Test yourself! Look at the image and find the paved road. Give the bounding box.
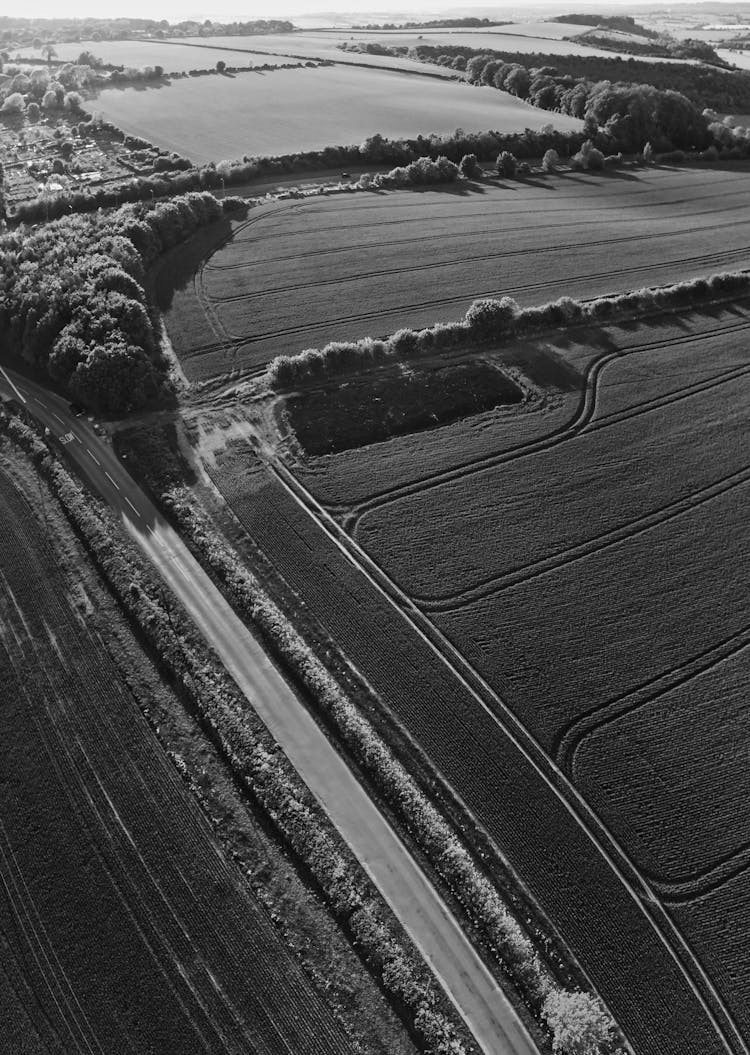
[0,367,538,1055]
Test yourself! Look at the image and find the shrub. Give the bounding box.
[642,141,654,163]
[542,149,559,172]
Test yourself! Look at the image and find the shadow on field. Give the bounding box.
[501,342,586,390]
[151,215,240,311]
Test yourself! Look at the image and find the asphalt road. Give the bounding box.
[0,366,538,1055]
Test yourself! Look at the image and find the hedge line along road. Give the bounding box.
[0,366,537,1055]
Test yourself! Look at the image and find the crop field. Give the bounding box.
[0,465,350,1054]
[91,63,580,167]
[14,40,298,71]
[203,305,750,1054]
[164,163,750,386]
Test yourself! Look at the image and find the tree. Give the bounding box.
[459,153,481,179]
[41,43,57,66]
[64,91,83,112]
[1,93,25,113]
[542,990,615,1055]
[496,150,518,178]
[216,59,226,72]
[542,148,559,172]
[41,90,58,110]
[505,66,530,98]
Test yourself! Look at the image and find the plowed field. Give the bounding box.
[0,466,350,1054]
[165,163,750,386]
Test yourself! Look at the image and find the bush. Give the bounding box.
[542,149,559,172]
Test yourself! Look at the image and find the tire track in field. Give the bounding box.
[347,314,750,531]
[554,620,750,901]
[0,574,104,1055]
[2,606,220,1055]
[206,214,750,305]
[417,364,750,610]
[224,168,749,244]
[212,246,750,352]
[206,192,750,274]
[268,458,750,1055]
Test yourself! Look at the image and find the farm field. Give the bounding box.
[261,299,750,1047]
[163,163,750,386]
[13,40,297,71]
[0,461,352,1054]
[89,63,579,166]
[201,309,745,1055]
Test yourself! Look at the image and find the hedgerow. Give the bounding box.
[268,270,750,388]
[0,409,470,1055]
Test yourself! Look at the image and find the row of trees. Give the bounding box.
[0,191,232,412]
[268,271,750,387]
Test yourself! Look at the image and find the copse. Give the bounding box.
[0,191,225,414]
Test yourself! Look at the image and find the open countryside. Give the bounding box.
[6,5,750,1055]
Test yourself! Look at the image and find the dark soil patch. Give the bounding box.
[287,358,523,455]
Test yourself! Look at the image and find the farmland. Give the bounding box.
[162,163,750,386]
[14,40,301,72]
[0,453,358,1054]
[195,289,750,1055]
[88,64,581,167]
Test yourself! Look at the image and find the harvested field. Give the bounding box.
[165,163,750,386]
[0,463,351,1054]
[90,63,580,167]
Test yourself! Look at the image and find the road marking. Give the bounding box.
[86,448,100,466]
[0,368,27,404]
[52,412,64,424]
[34,397,47,409]
[172,558,191,582]
[124,496,140,517]
[104,471,120,491]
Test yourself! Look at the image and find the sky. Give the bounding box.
[12,0,639,22]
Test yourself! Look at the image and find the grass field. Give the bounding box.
[162,163,750,386]
[89,63,581,166]
[0,456,353,1054]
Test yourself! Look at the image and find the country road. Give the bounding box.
[0,367,539,1055]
